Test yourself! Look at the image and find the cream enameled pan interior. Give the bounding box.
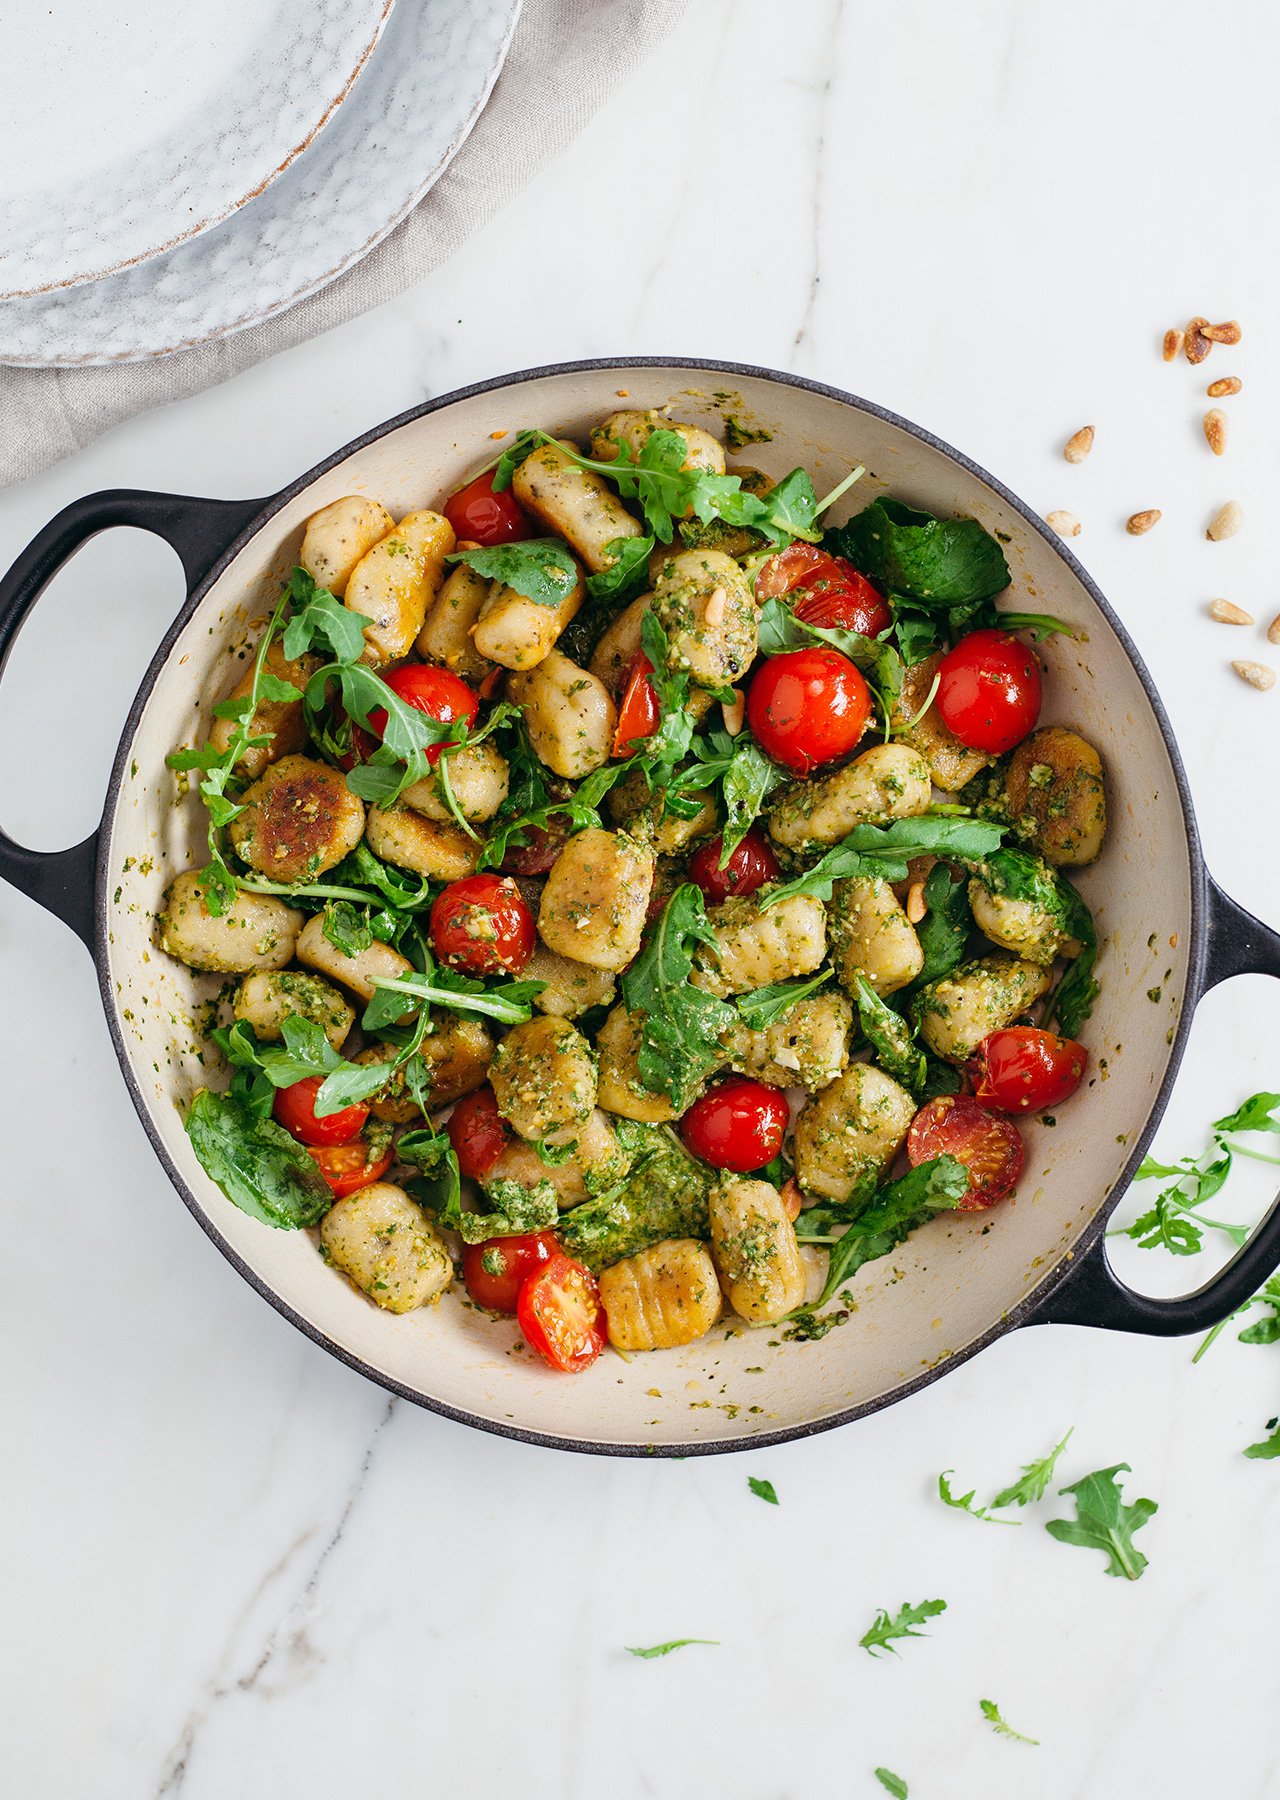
[102,366,1194,1450]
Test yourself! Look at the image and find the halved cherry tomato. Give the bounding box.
[500,817,570,876]
[517,1253,606,1373]
[906,1094,1025,1209]
[687,828,781,904]
[443,471,530,546]
[612,652,661,756]
[307,1138,394,1199]
[272,1076,369,1148]
[755,543,892,638]
[367,664,479,765]
[934,629,1041,755]
[447,1086,511,1181]
[745,646,872,775]
[680,1076,789,1172]
[970,1027,1088,1113]
[430,873,535,976]
[464,1230,562,1314]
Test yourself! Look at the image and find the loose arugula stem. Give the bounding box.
[1224,1140,1280,1167]
[812,464,866,518]
[368,974,536,1025]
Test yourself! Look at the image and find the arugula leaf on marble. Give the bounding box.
[626,1639,719,1659]
[874,1771,909,1799]
[748,1476,779,1506]
[859,1597,947,1657]
[1044,1464,1158,1580]
[980,1699,1039,1745]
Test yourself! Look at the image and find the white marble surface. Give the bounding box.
[3,2,1280,1795]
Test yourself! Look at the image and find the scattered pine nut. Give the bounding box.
[1185,318,1212,364]
[704,586,727,627]
[1063,425,1094,464]
[1162,328,1185,361]
[1204,320,1242,345]
[721,688,746,735]
[906,881,927,925]
[1207,500,1243,540]
[1208,598,1253,625]
[456,538,480,551]
[1207,376,1242,398]
[1126,509,1162,535]
[1231,660,1275,691]
[1203,408,1228,455]
[616,389,630,397]
[1267,613,1280,647]
[1046,510,1081,538]
[488,429,507,440]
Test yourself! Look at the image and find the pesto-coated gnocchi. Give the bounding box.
[537,828,655,971]
[344,509,455,666]
[915,954,1054,1064]
[320,1183,453,1313]
[793,1062,917,1203]
[401,740,509,824]
[1005,726,1107,867]
[227,755,365,884]
[768,743,931,850]
[415,564,494,679]
[472,562,585,671]
[207,640,320,781]
[488,1015,597,1140]
[709,1177,808,1324]
[364,805,482,881]
[651,547,758,690]
[507,651,617,779]
[159,873,303,974]
[524,945,617,1019]
[692,890,827,997]
[232,970,354,1052]
[721,990,852,1091]
[295,913,413,1004]
[827,877,924,997]
[485,1108,629,1208]
[510,440,646,573]
[890,652,992,793]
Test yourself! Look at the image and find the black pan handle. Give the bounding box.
[1034,875,1280,1333]
[0,490,267,949]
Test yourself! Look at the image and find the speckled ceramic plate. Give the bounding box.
[0,0,523,366]
[0,0,396,299]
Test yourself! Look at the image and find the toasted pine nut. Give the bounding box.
[1267,613,1280,647]
[704,586,727,627]
[1046,510,1081,538]
[1208,598,1253,625]
[1185,317,1212,364]
[488,430,507,440]
[1231,660,1275,691]
[456,538,480,551]
[1207,376,1242,398]
[780,1178,803,1223]
[906,880,927,925]
[1203,409,1228,455]
[1126,510,1162,535]
[1063,425,1094,464]
[1204,320,1242,345]
[721,689,746,735]
[1207,501,1243,541]
[1162,328,1185,361]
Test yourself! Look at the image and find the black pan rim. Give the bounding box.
[90,354,1209,1458]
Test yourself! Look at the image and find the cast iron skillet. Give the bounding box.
[2,357,1280,1456]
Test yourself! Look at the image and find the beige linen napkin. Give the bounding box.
[0,0,687,488]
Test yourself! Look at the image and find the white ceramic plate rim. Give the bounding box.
[0,0,397,300]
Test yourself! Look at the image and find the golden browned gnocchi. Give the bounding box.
[597,1239,722,1351]
[364,805,483,881]
[511,440,646,573]
[401,740,509,824]
[472,562,586,672]
[524,945,617,1019]
[721,990,853,1091]
[294,912,414,1003]
[415,564,495,679]
[537,828,655,971]
[344,509,456,666]
[207,640,320,781]
[1005,726,1107,867]
[227,755,365,884]
[300,496,395,598]
[890,652,992,793]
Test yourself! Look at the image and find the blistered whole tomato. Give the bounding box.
[446,1086,512,1180]
[517,1253,607,1372]
[745,646,872,776]
[273,1076,369,1148]
[443,470,530,546]
[680,1076,790,1172]
[970,1027,1088,1113]
[906,1094,1025,1209]
[367,663,479,765]
[687,828,781,904]
[430,874,536,977]
[464,1230,563,1314]
[934,629,1041,755]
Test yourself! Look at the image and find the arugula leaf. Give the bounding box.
[625,1639,719,1659]
[858,1598,947,1657]
[185,1088,331,1229]
[990,1428,1075,1507]
[363,967,545,1031]
[756,594,904,714]
[322,899,374,958]
[619,886,738,1105]
[279,566,368,664]
[214,1016,405,1119]
[1245,1418,1280,1460]
[399,1125,463,1228]
[1237,1276,1280,1345]
[901,862,973,996]
[980,1699,1039,1745]
[735,969,832,1032]
[748,1476,778,1505]
[829,498,1011,605]
[1045,1464,1158,1579]
[874,1771,909,1799]
[1214,1092,1280,1134]
[801,1156,970,1311]
[720,738,786,860]
[937,1471,1018,1525]
[447,539,579,607]
[584,534,654,602]
[762,816,1004,908]
[852,973,926,1094]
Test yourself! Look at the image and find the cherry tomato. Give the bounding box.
[307,1138,394,1199]
[446,1086,511,1181]
[443,470,530,546]
[907,1095,1025,1209]
[934,629,1042,755]
[613,652,661,756]
[272,1076,369,1148]
[464,1230,563,1314]
[680,1076,789,1173]
[687,828,781,904]
[430,873,535,976]
[970,1027,1088,1113]
[756,544,892,638]
[500,817,570,877]
[517,1253,606,1373]
[745,647,872,776]
[367,663,479,765]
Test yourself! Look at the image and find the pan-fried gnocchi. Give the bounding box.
[161,414,1107,1373]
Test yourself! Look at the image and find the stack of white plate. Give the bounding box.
[0,0,522,366]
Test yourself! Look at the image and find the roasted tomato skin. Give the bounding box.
[906,1094,1025,1209]
[464,1230,563,1314]
[273,1077,369,1148]
[367,664,479,765]
[612,653,662,756]
[443,471,530,546]
[970,1027,1088,1113]
[430,874,536,976]
[745,647,872,776]
[934,629,1042,755]
[680,1076,790,1173]
[687,828,781,904]
[755,543,893,638]
[517,1253,607,1373]
[446,1086,512,1180]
